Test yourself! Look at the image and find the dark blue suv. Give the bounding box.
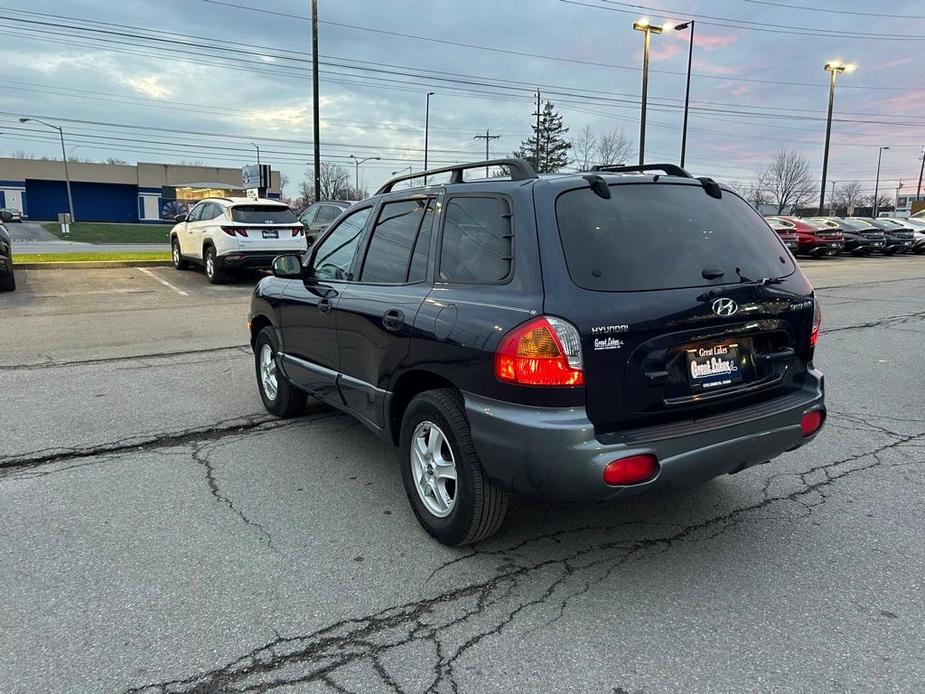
[248,160,826,545]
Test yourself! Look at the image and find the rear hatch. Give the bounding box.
[545,179,815,434]
[226,204,304,248]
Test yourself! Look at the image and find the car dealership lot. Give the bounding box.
[2,258,924,693]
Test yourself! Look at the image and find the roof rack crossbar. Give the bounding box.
[376,158,538,194]
[589,163,693,178]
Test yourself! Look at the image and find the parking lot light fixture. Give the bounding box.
[19,116,76,223]
[349,155,380,195]
[633,18,663,166]
[874,145,889,217]
[672,20,695,168]
[818,61,853,215]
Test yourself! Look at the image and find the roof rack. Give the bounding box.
[376,158,538,195]
[589,163,693,178]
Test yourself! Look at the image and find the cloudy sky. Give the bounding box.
[1,0,923,200]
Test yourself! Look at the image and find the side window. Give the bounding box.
[360,199,430,284]
[316,205,341,224]
[407,200,435,283]
[208,203,226,220]
[187,203,204,222]
[439,196,512,283]
[310,207,372,281]
[300,206,318,225]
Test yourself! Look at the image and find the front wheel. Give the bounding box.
[204,246,224,284]
[171,238,190,270]
[254,326,306,418]
[399,389,508,546]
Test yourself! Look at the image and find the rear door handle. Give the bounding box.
[318,297,333,314]
[382,309,405,332]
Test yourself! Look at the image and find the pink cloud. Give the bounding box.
[692,58,737,76]
[648,42,684,62]
[877,57,914,69]
[695,33,740,51]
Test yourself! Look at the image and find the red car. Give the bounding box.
[766,216,843,257]
[765,218,799,253]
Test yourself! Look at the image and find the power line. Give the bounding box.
[735,0,925,20]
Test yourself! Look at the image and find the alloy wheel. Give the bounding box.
[259,343,278,401]
[411,421,458,518]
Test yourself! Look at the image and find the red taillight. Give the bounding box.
[292,227,303,237]
[603,454,658,486]
[810,299,821,347]
[801,410,824,437]
[221,226,248,237]
[494,316,584,386]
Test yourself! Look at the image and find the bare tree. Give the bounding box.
[11,150,36,159]
[279,172,290,197]
[863,192,892,213]
[319,162,351,200]
[596,129,634,166]
[726,179,769,207]
[833,181,864,212]
[105,157,128,165]
[759,150,816,214]
[571,124,597,171]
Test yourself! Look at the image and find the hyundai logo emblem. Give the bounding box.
[712,297,738,316]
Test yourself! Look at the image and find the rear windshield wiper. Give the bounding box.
[736,267,785,286]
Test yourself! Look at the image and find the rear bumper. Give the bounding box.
[799,239,842,255]
[464,370,825,500]
[218,250,303,269]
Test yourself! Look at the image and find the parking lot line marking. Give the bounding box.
[138,267,189,297]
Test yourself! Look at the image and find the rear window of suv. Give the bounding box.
[230,205,297,224]
[555,183,795,292]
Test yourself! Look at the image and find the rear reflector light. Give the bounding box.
[810,299,822,347]
[603,454,658,486]
[292,227,303,236]
[494,316,584,386]
[221,226,248,237]
[801,410,824,437]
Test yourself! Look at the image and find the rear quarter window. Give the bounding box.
[439,196,512,283]
[555,183,795,292]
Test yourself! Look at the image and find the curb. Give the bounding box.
[14,260,173,269]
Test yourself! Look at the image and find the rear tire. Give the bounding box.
[254,326,306,418]
[0,268,14,292]
[171,238,190,270]
[399,388,508,546]
[204,246,224,284]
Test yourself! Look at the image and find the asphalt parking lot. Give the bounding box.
[1,257,924,693]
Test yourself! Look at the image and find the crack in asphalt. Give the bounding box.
[821,308,925,335]
[123,422,925,694]
[0,344,250,371]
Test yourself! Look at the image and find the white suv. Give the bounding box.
[170,197,306,283]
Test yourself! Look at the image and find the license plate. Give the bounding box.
[262,229,279,239]
[687,343,742,391]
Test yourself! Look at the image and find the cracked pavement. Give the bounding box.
[1,261,924,693]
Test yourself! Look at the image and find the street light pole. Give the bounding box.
[633,19,663,166]
[424,92,434,172]
[250,142,261,166]
[819,61,853,216]
[674,20,694,168]
[874,145,889,217]
[349,155,380,195]
[19,117,75,222]
[916,146,924,203]
[311,0,321,203]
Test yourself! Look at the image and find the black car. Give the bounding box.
[298,200,352,246]
[248,160,826,545]
[0,222,15,291]
[846,217,914,254]
[806,217,884,256]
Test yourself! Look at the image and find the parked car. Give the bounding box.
[846,217,914,254]
[764,218,799,252]
[169,197,306,283]
[0,208,22,223]
[298,200,352,246]
[0,222,15,291]
[805,217,884,256]
[248,160,825,545]
[765,216,843,257]
[900,216,925,253]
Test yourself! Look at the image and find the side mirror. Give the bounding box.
[174,213,187,222]
[272,254,304,279]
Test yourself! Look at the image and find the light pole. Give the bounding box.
[424,92,435,172]
[20,117,75,222]
[830,180,837,216]
[633,18,663,166]
[250,142,261,166]
[818,61,854,215]
[874,145,889,217]
[311,0,321,203]
[916,146,924,203]
[349,155,380,195]
[673,20,694,168]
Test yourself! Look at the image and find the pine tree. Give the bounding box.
[514,100,572,173]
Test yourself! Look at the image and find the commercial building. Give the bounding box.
[0,159,281,222]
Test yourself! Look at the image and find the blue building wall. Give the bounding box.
[25,180,139,222]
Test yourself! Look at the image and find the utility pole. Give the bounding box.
[534,90,541,170]
[819,61,853,215]
[874,146,889,217]
[916,146,924,203]
[830,180,836,216]
[311,0,321,203]
[20,117,74,222]
[473,130,500,177]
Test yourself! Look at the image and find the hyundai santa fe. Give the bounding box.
[247,160,826,545]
